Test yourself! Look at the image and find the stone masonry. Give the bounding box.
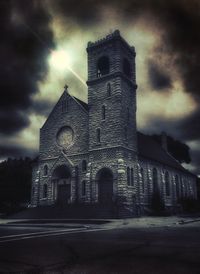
[31,30,197,217]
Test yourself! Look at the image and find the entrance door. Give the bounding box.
[57,184,71,205]
[52,165,72,205]
[98,168,113,204]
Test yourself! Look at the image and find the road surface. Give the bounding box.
[0,218,199,273]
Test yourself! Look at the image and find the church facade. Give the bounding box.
[31,30,197,217]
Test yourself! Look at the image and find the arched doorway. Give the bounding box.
[97,168,113,204]
[52,165,71,205]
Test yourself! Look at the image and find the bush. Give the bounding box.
[179,197,200,213]
[151,191,165,215]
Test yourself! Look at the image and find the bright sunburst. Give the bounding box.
[49,49,70,71]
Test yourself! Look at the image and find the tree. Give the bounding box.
[0,157,33,214]
[152,134,191,164]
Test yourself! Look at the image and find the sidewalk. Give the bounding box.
[0,216,200,228]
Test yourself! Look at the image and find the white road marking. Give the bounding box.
[0,227,113,244]
[0,228,84,239]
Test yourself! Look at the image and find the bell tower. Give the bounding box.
[87,30,137,152]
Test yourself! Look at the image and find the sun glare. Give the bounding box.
[49,49,70,71]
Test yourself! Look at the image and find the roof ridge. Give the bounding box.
[137,131,194,175]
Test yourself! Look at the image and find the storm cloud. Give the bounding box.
[51,0,200,98]
[0,0,54,135]
[0,144,37,159]
[148,61,172,90]
[1,0,200,174]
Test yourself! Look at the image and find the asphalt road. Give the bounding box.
[0,221,199,273]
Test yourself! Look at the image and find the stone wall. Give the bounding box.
[138,156,197,213]
[39,91,89,160]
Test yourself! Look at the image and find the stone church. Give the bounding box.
[31,30,197,217]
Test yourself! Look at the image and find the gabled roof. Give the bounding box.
[71,96,88,111]
[41,90,88,129]
[137,132,194,175]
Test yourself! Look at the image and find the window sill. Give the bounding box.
[127,185,134,188]
[95,143,101,146]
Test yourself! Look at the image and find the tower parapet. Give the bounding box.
[87,30,136,55]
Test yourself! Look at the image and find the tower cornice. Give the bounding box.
[87,71,137,90]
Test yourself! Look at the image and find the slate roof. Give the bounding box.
[137,132,193,175]
[72,96,89,111]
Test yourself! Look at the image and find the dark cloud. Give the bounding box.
[52,0,200,99]
[148,61,172,90]
[190,149,200,175]
[0,144,37,159]
[50,0,102,26]
[141,107,200,143]
[139,114,200,174]
[151,134,191,164]
[30,99,54,116]
[0,109,29,134]
[178,109,200,141]
[0,0,54,135]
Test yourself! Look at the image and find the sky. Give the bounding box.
[0,0,200,176]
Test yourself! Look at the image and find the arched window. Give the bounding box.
[107,83,111,97]
[127,167,130,186]
[82,160,87,172]
[131,168,134,186]
[175,175,180,198]
[102,105,106,120]
[43,184,47,198]
[180,177,183,198]
[141,168,145,193]
[44,165,48,176]
[82,180,86,196]
[61,100,68,113]
[183,180,187,197]
[97,56,110,77]
[32,187,35,197]
[165,171,170,196]
[125,126,128,140]
[153,168,158,193]
[96,128,101,143]
[123,58,131,78]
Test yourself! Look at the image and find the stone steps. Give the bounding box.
[8,204,120,219]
